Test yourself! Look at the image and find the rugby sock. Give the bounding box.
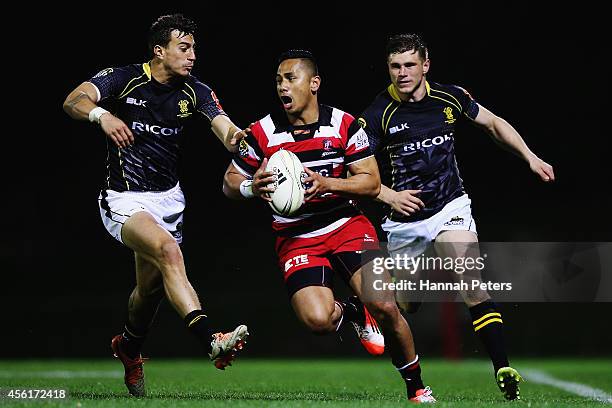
[121,323,147,359]
[337,296,362,324]
[469,300,509,374]
[395,355,425,398]
[185,310,214,354]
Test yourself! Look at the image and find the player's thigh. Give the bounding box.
[349,264,397,307]
[122,211,180,266]
[134,253,164,297]
[435,230,489,305]
[290,285,336,328]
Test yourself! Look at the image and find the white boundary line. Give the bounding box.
[0,370,122,379]
[524,369,612,404]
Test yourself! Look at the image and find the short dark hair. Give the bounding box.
[148,14,197,56]
[386,34,428,61]
[277,49,319,76]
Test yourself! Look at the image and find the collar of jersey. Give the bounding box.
[387,81,431,102]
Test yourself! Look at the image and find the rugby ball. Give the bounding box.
[266,149,305,216]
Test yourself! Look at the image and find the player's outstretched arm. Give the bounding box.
[304,157,381,201]
[376,185,425,217]
[472,104,555,182]
[63,82,134,148]
[223,161,275,201]
[211,115,251,153]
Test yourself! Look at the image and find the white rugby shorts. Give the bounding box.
[98,183,185,244]
[382,194,476,257]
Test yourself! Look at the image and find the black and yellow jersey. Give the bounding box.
[88,63,226,192]
[359,81,479,222]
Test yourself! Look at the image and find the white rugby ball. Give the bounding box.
[266,149,305,216]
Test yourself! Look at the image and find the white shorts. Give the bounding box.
[382,194,476,257]
[98,183,185,244]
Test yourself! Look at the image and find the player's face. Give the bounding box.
[276,59,320,115]
[159,30,196,77]
[387,50,429,96]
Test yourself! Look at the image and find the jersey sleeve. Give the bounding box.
[87,67,132,102]
[193,81,226,122]
[232,130,264,179]
[343,113,373,166]
[358,102,385,154]
[448,84,479,120]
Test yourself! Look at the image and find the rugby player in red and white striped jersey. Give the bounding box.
[223,50,435,403]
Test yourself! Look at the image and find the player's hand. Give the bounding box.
[230,122,255,146]
[303,167,332,201]
[252,158,276,202]
[528,155,555,182]
[390,189,425,216]
[100,114,134,148]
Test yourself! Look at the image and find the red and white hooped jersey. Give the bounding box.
[233,104,373,237]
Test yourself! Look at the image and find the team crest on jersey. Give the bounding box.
[443,107,456,124]
[239,139,249,158]
[358,117,367,129]
[323,139,333,151]
[93,67,113,78]
[177,100,191,118]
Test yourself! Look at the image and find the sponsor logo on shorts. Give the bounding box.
[285,254,309,271]
[444,216,464,226]
[364,233,375,242]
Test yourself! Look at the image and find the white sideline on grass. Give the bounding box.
[524,369,612,404]
[0,370,122,379]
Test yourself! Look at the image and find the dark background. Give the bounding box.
[4,3,611,359]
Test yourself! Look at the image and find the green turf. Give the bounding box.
[0,359,610,407]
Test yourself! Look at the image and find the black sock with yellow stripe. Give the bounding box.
[469,301,509,374]
[185,310,213,354]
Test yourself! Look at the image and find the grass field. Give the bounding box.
[1,359,610,407]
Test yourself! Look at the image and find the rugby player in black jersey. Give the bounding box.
[359,34,555,401]
[223,50,436,403]
[63,14,248,397]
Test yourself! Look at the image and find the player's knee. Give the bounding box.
[365,301,399,325]
[397,301,422,314]
[303,313,335,335]
[157,240,183,267]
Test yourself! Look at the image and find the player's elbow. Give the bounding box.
[222,173,241,200]
[363,177,381,198]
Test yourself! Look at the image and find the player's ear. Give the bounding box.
[310,75,321,94]
[422,58,430,75]
[153,44,165,59]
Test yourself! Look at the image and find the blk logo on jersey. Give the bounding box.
[390,123,410,134]
[285,254,309,271]
[126,97,147,107]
